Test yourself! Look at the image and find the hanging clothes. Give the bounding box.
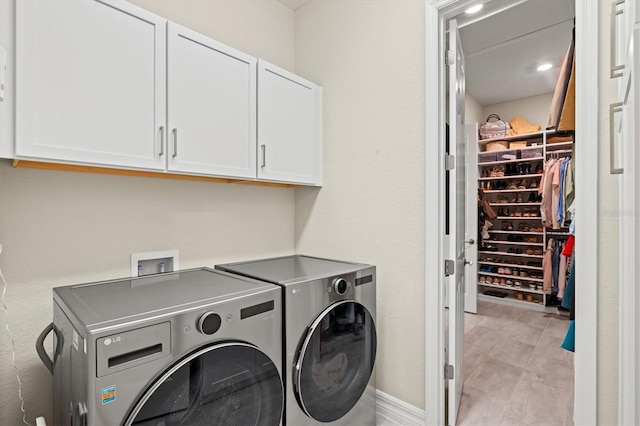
[561,253,575,313]
[540,158,557,227]
[557,246,569,299]
[552,240,564,293]
[561,244,576,353]
[543,238,555,294]
[563,158,575,224]
[551,159,563,229]
[556,157,571,225]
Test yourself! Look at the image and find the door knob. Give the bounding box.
[464,259,473,266]
[465,239,475,245]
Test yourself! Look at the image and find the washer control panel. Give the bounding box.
[197,312,222,335]
[332,277,350,295]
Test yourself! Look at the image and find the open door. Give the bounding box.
[464,123,478,314]
[446,18,467,426]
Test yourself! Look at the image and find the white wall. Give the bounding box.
[465,93,484,125]
[294,0,426,409]
[597,0,620,422]
[0,2,296,424]
[482,93,554,130]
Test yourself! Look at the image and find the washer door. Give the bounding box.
[125,342,283,426]
[294,300,377,422]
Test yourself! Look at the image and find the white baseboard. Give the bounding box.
[363,388,425,425]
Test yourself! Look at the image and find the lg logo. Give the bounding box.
[103,336,122,346]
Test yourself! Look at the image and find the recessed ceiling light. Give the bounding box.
[465,4,483,14]
[537,63,553,72]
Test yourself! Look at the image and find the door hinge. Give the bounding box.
[445,49,455,66]
[0,47,6,102]
[445,363,454,380]
[445,154,455,170]
[444,259,455,276]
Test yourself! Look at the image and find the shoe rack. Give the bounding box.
[476,130,564,308]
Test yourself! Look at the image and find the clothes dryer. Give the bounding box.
[39,268,283,425]
[217,255,377,426]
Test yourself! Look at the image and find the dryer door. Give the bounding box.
[125,342,283,426]
[294,300,377,422]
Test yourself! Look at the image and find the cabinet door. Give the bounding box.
[257,60,322,186]
[16,0,166,170]
[167,23,256,179]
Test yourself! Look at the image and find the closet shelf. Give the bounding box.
[478,261,543,270]
[486,240,543,247]
[481,188,539,193]
[546,149,573,156]
[478,173,542,181]
[478,272,543,283]
[488,230,544,235]
[546,141,574,149]
[477,130,550,145]
[478,157,544,166]
[494,216,541,220]
[478,251,543,258]
[489,202,541,206]
[478,281,544,294]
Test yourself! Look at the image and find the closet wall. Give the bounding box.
[466,93,485,124]
[482,93,554,129]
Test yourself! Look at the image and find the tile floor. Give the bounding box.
[457,300,574,425]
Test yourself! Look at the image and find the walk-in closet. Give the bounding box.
[453,0,576,423]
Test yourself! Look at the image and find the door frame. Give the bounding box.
[424,1,599,424]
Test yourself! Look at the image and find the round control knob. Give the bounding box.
[333,278,349,295]
[197,312,222,335]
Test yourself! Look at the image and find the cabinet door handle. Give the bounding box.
[159,126,164,157]
[610,102,623,174]
[610,0,625,78]
[261,144,266,168]
[172,128,178,158]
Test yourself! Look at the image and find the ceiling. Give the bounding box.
[456,0,574,106]
[279,0,310,11]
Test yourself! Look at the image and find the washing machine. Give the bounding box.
[41,268,283,425]
[216,255,377,426]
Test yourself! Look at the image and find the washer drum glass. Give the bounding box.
[294,301,377,422]
[126,342,283,426]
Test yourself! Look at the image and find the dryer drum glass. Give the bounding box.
[296,301,377,422]
[128,343,283,426]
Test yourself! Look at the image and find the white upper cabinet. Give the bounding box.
[15,0,166,170]
[167,23,257,179]
[257,59,322,186]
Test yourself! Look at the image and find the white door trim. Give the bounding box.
[424,0,599,424]
[573,1,599,423]
[424,3,445,424]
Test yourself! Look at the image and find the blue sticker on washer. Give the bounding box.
[102,386,116,405]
